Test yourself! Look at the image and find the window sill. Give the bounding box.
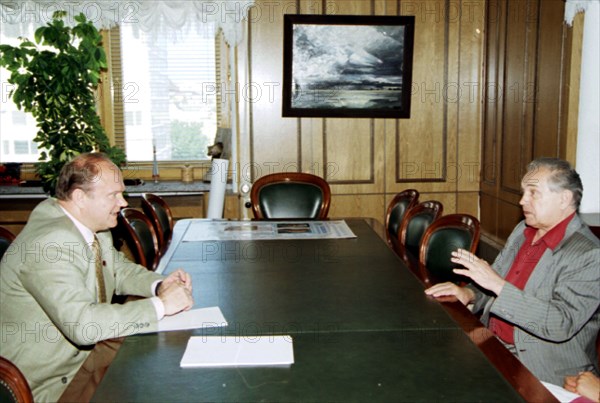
[0,180,233,199]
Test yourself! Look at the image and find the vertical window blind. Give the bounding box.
[109,21,220,162]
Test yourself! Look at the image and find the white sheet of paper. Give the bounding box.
[153,307,228,333]
[541,381,581,402]
[180,335,294,368]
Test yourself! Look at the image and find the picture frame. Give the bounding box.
[282,14,415,119]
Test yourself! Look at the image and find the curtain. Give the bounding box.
[565,0,600,214]
[0,0,254,45]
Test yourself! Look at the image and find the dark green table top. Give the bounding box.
[91,219,526,402]
[91,328,522,402]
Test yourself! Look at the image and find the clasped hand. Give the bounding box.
[158,269,194,316]
[564,372,600,402]
[424,248,506,305]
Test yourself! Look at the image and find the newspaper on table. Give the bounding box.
[182,220,356,242]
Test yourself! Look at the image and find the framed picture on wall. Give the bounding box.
[282,14,415,119]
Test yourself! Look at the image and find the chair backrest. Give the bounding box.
[418,214,480,284]
[0,356,33,403]
[119,208,160,271]
[385,189,419,247]
[0,226,16,260]
[398,201,443,257]
[250,172,331,219]
[141,193,174,257]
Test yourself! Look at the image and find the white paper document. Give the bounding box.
[180,335,294,368]
[154,307,228,333]
[541,381,582,402]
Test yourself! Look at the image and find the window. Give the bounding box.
[0,25,41,163]
[1,20,219,164]
[111,21,219,162]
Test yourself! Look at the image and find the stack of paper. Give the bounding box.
[180,335,294,368]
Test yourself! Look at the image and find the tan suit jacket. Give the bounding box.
[0,198,164,401]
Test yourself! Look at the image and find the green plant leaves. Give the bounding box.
[0,10,126,195]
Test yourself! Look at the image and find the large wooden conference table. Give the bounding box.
[91,218,556,402]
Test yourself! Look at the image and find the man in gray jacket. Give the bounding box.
[426,157,599,385]
[0,153,194,401]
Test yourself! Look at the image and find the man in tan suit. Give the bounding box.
[0,153,194,401]
[426,157,600,385]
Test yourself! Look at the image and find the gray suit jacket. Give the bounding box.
[472,214,600,384]
[0,198,164,401]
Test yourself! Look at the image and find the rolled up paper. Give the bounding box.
[206,158,229,219]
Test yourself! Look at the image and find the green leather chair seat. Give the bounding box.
[258,182,325,219]
[119,208,159,271]
[386,189,419,243]
[155,207,171,243]
[141,193,174,258]
[0,239,11,260]
[425,228,472,283]
[398,201,443,259]
[0,356,33,403]
[418,214,480,285]
[405,213,437,256]
[0,381,17,403]
[130,220,157,270]
[388,199,411,239]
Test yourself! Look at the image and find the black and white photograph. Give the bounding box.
[282,14,415,118]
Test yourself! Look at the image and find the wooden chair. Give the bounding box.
[0,226,16,260]
[141,193,174,258]
[385,189,419,250]
[0,356,33,403]
[250,172,331,219]
[118,208,160,271]
[418,214,480,285]
[398,201,443,259]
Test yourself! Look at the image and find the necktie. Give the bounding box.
[92,236,107,303]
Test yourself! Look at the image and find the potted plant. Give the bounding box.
[0,11,125,195]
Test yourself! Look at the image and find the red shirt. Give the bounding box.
[489,212,576,344]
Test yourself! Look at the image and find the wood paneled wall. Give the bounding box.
[481,0,579,240]
[240,0,485,224]
[5,0,582,241]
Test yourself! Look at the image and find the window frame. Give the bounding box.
[98,25,226,179]
[2,25,226,181]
